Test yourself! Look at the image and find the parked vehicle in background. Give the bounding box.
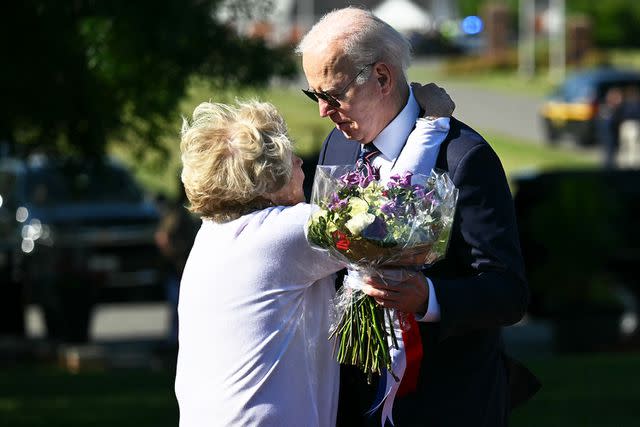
[539,67,640,146]
[0,155,164,342]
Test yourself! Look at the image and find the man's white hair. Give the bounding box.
[296,6,412,83]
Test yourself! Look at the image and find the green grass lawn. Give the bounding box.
[483,131,598,181]
[511,353,640,427]
[1,353,638,426]
[0,366,178,427]
[408,65,556,98]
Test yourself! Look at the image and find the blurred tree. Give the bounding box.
[457,0,640,49]
[0,0,296,159]
[569,0,640,49]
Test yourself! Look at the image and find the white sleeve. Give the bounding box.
[271,204,346,285]
[415,276,441,322]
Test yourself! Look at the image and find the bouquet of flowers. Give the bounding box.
[306,165,458,381]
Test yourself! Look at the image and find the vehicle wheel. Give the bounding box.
[0,256,25,337]
[43,279,94,343]
[543,118,560,144]
[43,301,93,343]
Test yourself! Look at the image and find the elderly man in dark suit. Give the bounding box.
[297,6,539,427]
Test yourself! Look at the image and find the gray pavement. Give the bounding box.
[442,82,546,143]
[22,303,173,371]
[24,303,554,363]
[25,303,170,341]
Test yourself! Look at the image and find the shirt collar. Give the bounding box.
[370,85,420,161]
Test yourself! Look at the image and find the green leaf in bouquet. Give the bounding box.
[307,214,334,248]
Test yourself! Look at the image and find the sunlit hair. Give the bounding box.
[180,100,293,222]
[296,6,412,84]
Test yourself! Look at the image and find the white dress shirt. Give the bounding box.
[367,86,451,322]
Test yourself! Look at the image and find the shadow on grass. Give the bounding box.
[511,353,640,427]
[2,352,639,427]
[0,365,178,427]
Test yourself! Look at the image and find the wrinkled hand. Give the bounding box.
[411,82,455,118]
[361,268,429,314]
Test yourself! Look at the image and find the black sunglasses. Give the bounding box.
[302,63,375,108]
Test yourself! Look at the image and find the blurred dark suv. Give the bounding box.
[0,155,164,342]
[539,67,640,146]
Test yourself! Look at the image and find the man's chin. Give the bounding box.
[338,128,361,142]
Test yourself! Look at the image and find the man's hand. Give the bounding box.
[361,268,429,314]
[411,82,455,118]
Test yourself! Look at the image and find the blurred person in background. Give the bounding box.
[598,87,624,168]
[617,86,640,167]
[620,86,640,119]
[154,184,198,345]
[174,87,453,426]
[297,6,540,427]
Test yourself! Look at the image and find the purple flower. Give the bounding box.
[359,173,375,188]
[328,193,348,211]
[340,171,360,187]
[361,216,388,241]
[339,166,380,188]
[412,185,425,199]
[364,163,380,180]
[380,199,397,216]
[388,171,413,189]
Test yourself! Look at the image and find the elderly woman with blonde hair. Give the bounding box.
[174,99,346,427]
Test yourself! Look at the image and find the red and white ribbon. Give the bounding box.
[369,309,423,426]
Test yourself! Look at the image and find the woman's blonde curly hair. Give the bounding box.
[180,100,293,222]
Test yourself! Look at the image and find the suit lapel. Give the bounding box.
[321,128,361,166]
[435,117,461,171]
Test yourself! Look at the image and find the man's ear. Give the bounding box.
[374,63,392,94]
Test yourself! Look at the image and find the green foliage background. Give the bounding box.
[0,0,296,159]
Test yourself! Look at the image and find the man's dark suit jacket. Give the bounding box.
[318,118,540,427]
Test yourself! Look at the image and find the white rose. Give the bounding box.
[345,213,375,236]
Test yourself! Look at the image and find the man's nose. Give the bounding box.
[318,99,336,118]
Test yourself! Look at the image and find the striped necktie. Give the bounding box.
[358,143,380,165]
[357,143,381,179]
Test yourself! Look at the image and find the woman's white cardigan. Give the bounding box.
[175,204,344,427]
